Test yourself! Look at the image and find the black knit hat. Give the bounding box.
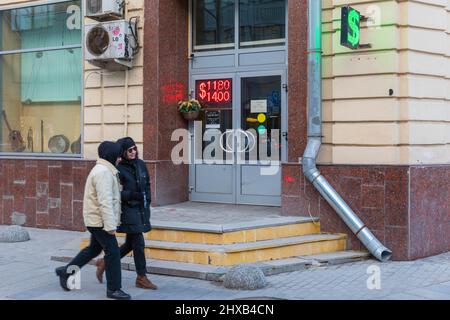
[116,137,138,160]
[98,141,121,166]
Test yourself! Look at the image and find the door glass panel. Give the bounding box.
[195,78,233,162]
[239,0,286,48]
[198,109,233,162]
[241,76,281,162]
[193,0,235,52]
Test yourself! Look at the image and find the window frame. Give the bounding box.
[192,0,236,52]
[190,0,288,55]
[0,0,84,158]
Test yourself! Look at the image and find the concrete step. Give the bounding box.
[117,216,321,245]
[51,250,371,281]
[81,233,347,266]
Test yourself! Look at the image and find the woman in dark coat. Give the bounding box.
[96,137,157,290]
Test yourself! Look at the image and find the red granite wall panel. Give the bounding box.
[409,166,450,260]
[142,0,189,205]
[287,0,308,162]
[281,163,450,261]
[0,160,92,231]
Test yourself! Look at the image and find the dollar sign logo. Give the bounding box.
[199,82,207,100]
[348,10,360,48]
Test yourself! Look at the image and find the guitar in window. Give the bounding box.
[2,110,26,152]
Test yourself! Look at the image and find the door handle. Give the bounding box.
[282,132,288,141]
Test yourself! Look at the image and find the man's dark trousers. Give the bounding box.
[67,226,121,291]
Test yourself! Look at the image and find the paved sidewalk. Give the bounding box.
[0,225,449,300]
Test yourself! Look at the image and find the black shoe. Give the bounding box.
[55,266,70,291]
[107,289,131,300]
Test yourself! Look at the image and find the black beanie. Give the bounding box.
[98,141,121,166]
[116,137,138,160]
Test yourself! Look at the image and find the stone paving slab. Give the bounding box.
[151,201,284,225]
[381,293,432,300]
[1,225,450,300]
[220,217,318,232]
[52,249,370,282]
[407,287,450,300]
[137,233,346,253]
[299,250,371,265]
[151,216,317,233]
[150,221,224,233]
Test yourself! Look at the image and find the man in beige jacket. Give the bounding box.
[55,141,131,300]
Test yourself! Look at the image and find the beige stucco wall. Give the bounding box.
[83,0,144,159]
[320,0,450,165]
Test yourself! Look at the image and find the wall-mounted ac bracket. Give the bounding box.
[88,58,132,71]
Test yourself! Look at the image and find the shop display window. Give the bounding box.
[0,0,82,155]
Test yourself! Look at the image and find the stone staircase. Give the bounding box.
[81,216,350,266]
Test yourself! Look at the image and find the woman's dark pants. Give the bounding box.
[119,233,147,276]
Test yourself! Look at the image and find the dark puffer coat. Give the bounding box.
[116,154,151,234]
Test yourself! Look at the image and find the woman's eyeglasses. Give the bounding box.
[127,146,137,153]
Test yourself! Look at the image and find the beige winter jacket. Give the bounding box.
[82,158,122,232]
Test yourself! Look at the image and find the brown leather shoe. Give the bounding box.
[95,258,105,283]
[136,274,157,290]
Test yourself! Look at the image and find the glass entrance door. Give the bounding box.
[189,72,286,205]
[236,74,284,205]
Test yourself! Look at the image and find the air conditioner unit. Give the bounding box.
[85,20,137,70]
[85,0,124,21]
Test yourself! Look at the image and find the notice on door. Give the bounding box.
[205,110,221,129]
[250,100,267,113]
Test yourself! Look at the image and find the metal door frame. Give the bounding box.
[189,72,238,203]
[235,70,287,206]
[188,70,287,205]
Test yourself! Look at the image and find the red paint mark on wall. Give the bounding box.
[284,176,295,183]
[162,83,185,104]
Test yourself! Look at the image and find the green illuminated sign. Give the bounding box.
[257,125,266,135]
[341,6,360,49]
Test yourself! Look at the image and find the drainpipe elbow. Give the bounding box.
[302,137,322,182]
[301,157,320,183]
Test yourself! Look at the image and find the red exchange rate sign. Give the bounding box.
[195,79,232,108]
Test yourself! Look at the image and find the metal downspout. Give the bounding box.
[302,0,392,262]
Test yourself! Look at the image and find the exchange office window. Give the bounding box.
[193,0,235,51]
[0,0,82,155]
[239,0,286,48]
[193,0,286,52]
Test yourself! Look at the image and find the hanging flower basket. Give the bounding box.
[181,110,200,121]
[178,99,202,121]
